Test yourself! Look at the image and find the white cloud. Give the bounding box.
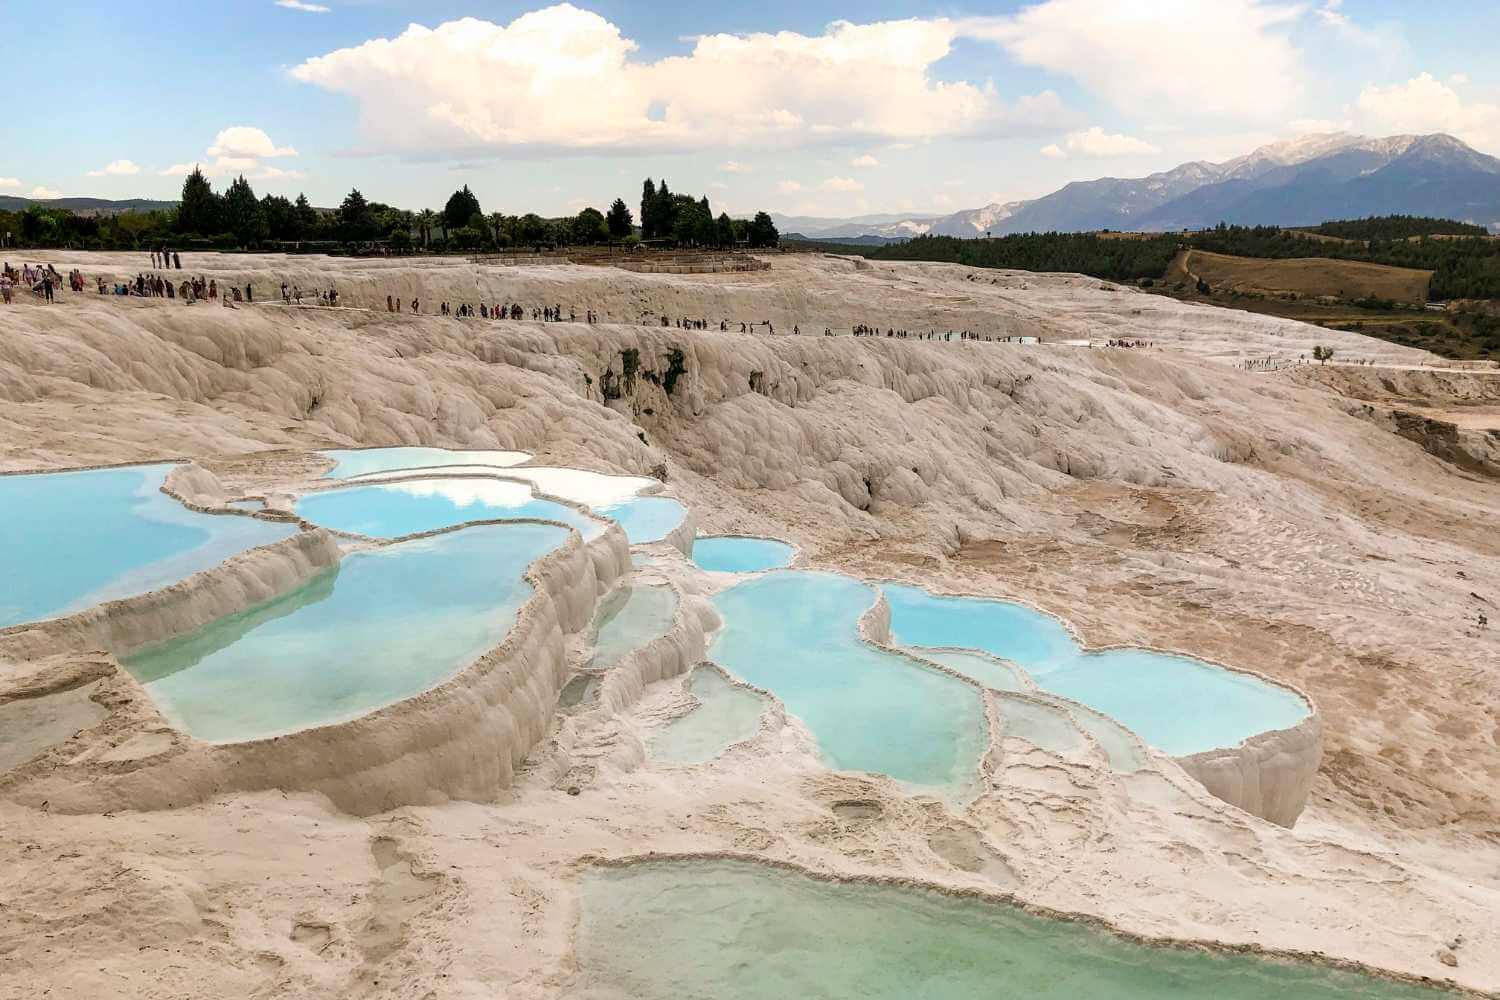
[851,153,879,168]
[86,159,142,177]
[206,126,297,159]
[290,5,1068,155]
[1042,126,1160,159]
[1356,73,1500,152]
[1315,0,1347,27]
[160,127,304,182]
[275,0,331,11]
[719,160,752,173]
[964,0,1306,121]
[777,180,804,193]
[0,177,20,189]
[820,176,864,192]
[30,186,64,199]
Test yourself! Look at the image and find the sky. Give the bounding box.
[5,0,1500,220]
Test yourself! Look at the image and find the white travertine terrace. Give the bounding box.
[0,250,1494,995]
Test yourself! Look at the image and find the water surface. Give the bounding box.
[650,668,766,764]
[590,586,678,669]
[884,585,1309,756]
[294,477,603,540]
[692,536,796,573]
[1,464,297,629]
[321,447,529,479]
[123,523,566,741]
[575,860,1451,1000]
[711,571,984,793]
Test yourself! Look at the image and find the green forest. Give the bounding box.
[819,218,1500,301]
[1305,215,1489,240]
[0,170,779,254]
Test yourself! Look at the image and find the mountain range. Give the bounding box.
[0,196,176,216]
[777,133,1500,241]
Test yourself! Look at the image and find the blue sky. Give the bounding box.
[6,0,1500,218]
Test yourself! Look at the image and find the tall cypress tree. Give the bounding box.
[654,179,675,239]
[640,179,657,239]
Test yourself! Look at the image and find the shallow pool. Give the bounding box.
[594,496,687,545]
[710,571,985,793]
[0,465,298,630]
[321,447,529,480]
[590,585,678,669]
[575,860,1451,1000]
[884,585,1309,756]
[294,477,604,540]
[650,668,766,765]
[692,536,795,573]
[123,523,566,742]
[913,647,1029,693]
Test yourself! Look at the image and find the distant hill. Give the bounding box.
[783,232,907,247]
[0,196,177,216]
[783,133,1500,239]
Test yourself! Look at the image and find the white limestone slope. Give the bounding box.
[0,251,1496,997]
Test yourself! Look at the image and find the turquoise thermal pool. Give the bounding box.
[913,647,1029,693]
[293,477,604,540]
[589,585,678,669]
[692,536,796,573]
[0,464,297,630]
[122,523,566,742]
[320,447,529,479]
[650,667,767,765]
[316,447,683,545]
[574,860,1452,1000]
[710,571,985,793]
[593,496,686,545]
[884,585,1310,756]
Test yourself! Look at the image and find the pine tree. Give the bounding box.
[607,198,633,239]
[338,188,377,242]
[222,175,267,247]
[177,166,221,235]
[747,211,779,248]
[294,193,319,239]
[443,184,483,231]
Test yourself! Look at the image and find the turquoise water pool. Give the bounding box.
[590,586,678,669]
[884,585,1309,756]
[321,447,529,479]
[650,668,766,765]
[692,536,795,573]
[594,496,686,545]
[123,523,566,741]
[294,477,604,540]
[575,860,1451,1000]
[0,465,298,630]
[710,571,985,793]
[913,647,1029,692]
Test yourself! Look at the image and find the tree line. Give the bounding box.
[812,217,1500,301]
[1,170,779,253]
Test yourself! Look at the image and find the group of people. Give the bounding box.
[404,298,598,324]
[150,249,183,270]
[282,283,338,307]
[1,262,66,303]
[1104,338,1153,348]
